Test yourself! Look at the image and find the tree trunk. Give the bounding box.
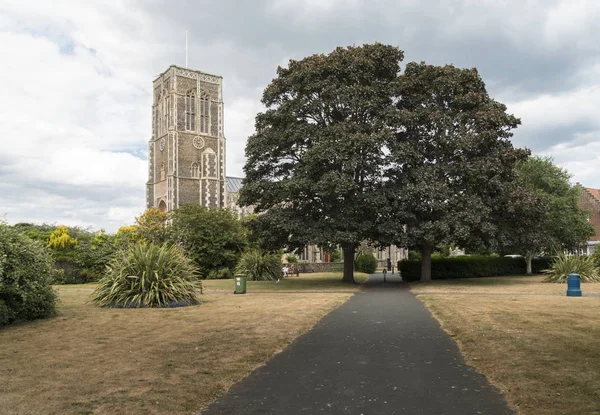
[421,244,433,282]
[525,251,533,275]
[342,245,356,284]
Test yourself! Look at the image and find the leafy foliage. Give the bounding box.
[399,256,553,282]
[114,225,142,247]
[542,253,600,283]
[592,248,600,269]
[206,267,233,280]
[330,250,342,262]
[383,62,527,282]
[355,254,378,274]
[500,156,595,273]
[91,243,201,308]
[135,208,168,244]
[236,249,282,281]
[0,223,57,326]
[169,205,247,278]
[239,44,405,283]
[48,225,78,250]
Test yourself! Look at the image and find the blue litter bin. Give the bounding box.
[566,273,582,297]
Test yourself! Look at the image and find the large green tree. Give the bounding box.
[239,44,404,283]
[501,156,595,273]
[168,205,247,278]
[383,62,527,281]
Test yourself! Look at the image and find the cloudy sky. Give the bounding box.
[1,0,599,232]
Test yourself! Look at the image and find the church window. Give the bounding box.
[185,90,196,131]
[199,92,210,134]
[160,163,165,181]
[163,94,168,133]
[191,162,199,178]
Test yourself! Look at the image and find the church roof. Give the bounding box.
[226,177,244,193]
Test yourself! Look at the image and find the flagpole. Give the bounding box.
[185,29,188,68]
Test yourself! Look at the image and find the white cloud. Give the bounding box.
[1,0,599,233]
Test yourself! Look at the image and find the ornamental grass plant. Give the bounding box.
[236,249,281,281]
[91,243,202,308]
[542,252,600,283]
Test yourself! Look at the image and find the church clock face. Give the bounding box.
[193,136,205,149]
[159,137,165,152]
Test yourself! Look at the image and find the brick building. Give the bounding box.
[578,185,600,255]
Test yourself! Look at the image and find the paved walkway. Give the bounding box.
[204,273,514,414]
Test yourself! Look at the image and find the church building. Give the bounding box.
[146,65,227,212]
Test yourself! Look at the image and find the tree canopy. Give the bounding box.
[239,43,405,282]
[381,62,526,281]
[500,156,595,273]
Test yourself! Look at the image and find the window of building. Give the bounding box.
[160,163,165,181]
[191,162,199,178]
[199,92,210,133]
[185,90,196,131]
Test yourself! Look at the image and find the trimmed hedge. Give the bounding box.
[398,255,553,282]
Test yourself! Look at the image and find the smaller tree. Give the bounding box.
[169,205,247,277]
[135,208,168,244]
[501,156,595,273]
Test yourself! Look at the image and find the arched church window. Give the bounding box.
[191,162,199,178]
[199,92,210,134]
[160,163,165,181]
[185,90,196,131]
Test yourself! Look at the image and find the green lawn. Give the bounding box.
[203,272,369,292]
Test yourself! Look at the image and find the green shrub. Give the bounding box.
[286,254,298,264]
[330,250,342,262]
[542,253,600,283]
[355,254,378,274]
[91,243,202,308]
[0,223,57,326]
[236,249,281,281]
[398,255,553,282]
[407,250,422,261]
[207,267,233,280]
[592,248,600,269]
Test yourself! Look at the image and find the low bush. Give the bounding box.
[398,255,554,282]
[207,267,233,280]
[236,249,281,281]
[355,254,378,274]
[0,224,57,326]
[542,253,600,283]
[91,243,201,308]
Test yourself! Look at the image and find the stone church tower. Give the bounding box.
[146,65,225,211]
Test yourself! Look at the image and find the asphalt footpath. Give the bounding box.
[203,272,514,414]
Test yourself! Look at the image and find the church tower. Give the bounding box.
[146,65,226,212]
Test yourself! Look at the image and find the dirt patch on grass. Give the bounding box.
[0,286,352,414]
[417,293,600,415]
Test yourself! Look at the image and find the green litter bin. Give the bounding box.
[234,275,247,294]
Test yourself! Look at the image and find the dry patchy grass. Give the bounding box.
[203,272,369,292]
[410,275,600,296]
[413,277,600,415]
[0,285,353,415]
